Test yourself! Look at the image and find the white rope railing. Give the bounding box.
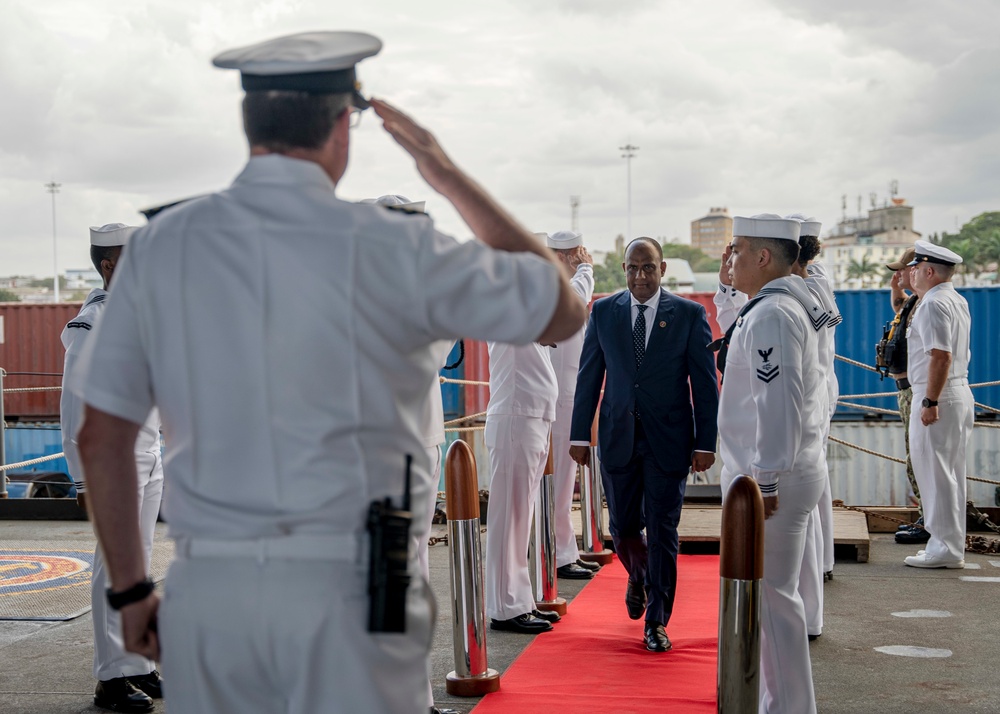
[0,452,65,472]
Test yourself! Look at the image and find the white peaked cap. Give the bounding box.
[732,213,801,243]
[547,230,583,249]
[908,239,963,266]
[361,195,425,213]
[785,213,822,238]
[89,223,138,247]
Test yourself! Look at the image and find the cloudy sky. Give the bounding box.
[2,0,998,276]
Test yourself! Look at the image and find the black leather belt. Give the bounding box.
[895,377,911,391]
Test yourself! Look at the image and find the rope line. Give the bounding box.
[827,436,906,464]
[444,425,486,433]
[0,452,65,472]
[837,401,900,417]
[2,386,63,394]
[443,411,486,426]
[835,355,880,373]
[439,377,489,387]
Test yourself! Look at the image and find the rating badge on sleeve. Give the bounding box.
[756,347,779,383]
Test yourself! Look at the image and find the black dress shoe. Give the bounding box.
[897,516,924,532]
[532,608,561,623]
[895,526,931,544]
[127,669,163,699]
[625,580,646,620]
[808,633,821,642]
[430,707,461,714]
[643,622,672,652]
[94,678,154,713]
[557,562,594,580]
[575,558,601,572]
[490,613,553,634]
[823,570,833,582]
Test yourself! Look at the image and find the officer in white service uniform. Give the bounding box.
[69,31,587,714]
[903,240,974,569]
[485,327,562,632]
[717,214,828,714]
[60,224,163,714]
[545,230,599,580]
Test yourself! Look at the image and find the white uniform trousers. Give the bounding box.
[818,390,837,573]
[91,454,163,681]
[484,414,550,620]
[759,474,825,714]
[159,546,432,714]
[551,399,581,568]
[797,506,824,637]
[417,444,443,709]
[909,384,974,562]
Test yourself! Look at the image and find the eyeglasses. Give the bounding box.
[349,107,363,129]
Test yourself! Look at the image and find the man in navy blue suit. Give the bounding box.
[569,237,719,652]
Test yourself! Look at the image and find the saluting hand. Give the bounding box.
[371,99,459,194]
[719,245,733,286]
[121,593,161,661]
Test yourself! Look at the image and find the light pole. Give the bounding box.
[619,144,638,240]
[45,181,61,303]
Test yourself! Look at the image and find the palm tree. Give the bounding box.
[846,256,884,288]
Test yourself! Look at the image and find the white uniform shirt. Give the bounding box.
[906,282,971,387]
[60,289,161,493]
[69,155,559,540]
[717,276,827,494]
[713,283,748,333]
[804,263,841,415]
[486,341,559,422]
[549,265,594,403]
[421,341,456,449]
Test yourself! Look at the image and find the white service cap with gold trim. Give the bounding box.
[908,239,963,266]
[732,213,801,242]
[547,230,583,249]
[89,223,138,247]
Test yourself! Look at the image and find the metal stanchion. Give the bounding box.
[444,440,500,697]
[579,416,612,565]
[717,475,765,713]
[533,439,567,615]
[1,367,7,499]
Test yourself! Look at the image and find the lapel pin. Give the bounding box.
[659,321,666,328]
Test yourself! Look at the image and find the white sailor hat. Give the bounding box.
[785,213,822,238]
[212,31,382,108]
[361,194,426,213]
[908,239,963,267]
[732,213,801,242]
[89,223,138,247]
[547,230,583,249]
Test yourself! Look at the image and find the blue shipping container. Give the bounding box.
[833,286,1000,418]
[439,340,465,421]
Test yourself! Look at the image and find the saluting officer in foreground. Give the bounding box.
[61,224,163,713]
[70,31,586,714]
[718,214,828,714]
[902,241,974,569]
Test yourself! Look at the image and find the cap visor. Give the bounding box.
[352,90,371,110]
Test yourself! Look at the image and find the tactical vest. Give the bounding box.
[875,295,918,379]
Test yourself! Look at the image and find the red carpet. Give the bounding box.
[472,555,719,714]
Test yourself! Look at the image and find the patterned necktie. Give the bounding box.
[633,304,648,369]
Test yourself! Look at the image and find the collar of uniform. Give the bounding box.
[922,282,955,301]
[629,288,661,311]
[234,154,338,193]
[84,288,108,307]
[756,275,829,331]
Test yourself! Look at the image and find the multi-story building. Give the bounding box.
[691,207,732,260]
[821,197,921,289]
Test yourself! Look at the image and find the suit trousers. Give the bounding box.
[159,553,432,714]
[484,414,550,620]
[551,399,582,568]
[909,384,974,562]
[91,453,162,681]
[601,420,686,626]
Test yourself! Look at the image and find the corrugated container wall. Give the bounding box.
[833,287,1000,417]
[0,303,82,420]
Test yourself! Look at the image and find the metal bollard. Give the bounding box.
[717,474,765,714]
[533,440,566,615]
[579,416,612,565]
[444,440,500,697]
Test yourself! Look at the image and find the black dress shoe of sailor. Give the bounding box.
[895,525,931,544]
[625,580,646,620]
[557,562,594,580]
[897,516,924,532]
[127,669,163,699]
[430,707,461,714]
[490,613,553,633]
[643,622,672,652]
[575,558,601,572]
[532,608,561,623]
[94,678,154,713]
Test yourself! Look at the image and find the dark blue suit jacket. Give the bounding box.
[570,288,719,473]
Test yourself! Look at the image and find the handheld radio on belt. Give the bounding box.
[366,454,413,633]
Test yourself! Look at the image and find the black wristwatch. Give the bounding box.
[106,577,155,611]
[921,398,939,408]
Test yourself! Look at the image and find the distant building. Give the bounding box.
[691,207,732,260]
[660,259,695,294]
[65,268,102,290]
[821,197,921,289]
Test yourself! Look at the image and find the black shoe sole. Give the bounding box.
[93,698,154,714]
[557,570,594,580]
[490,620,552,634]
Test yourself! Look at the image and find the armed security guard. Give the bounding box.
[880,247,929,544]
[718,214,828,714]
[61,224,164,713]
[902,241,974,569]
[70,31,586,714]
